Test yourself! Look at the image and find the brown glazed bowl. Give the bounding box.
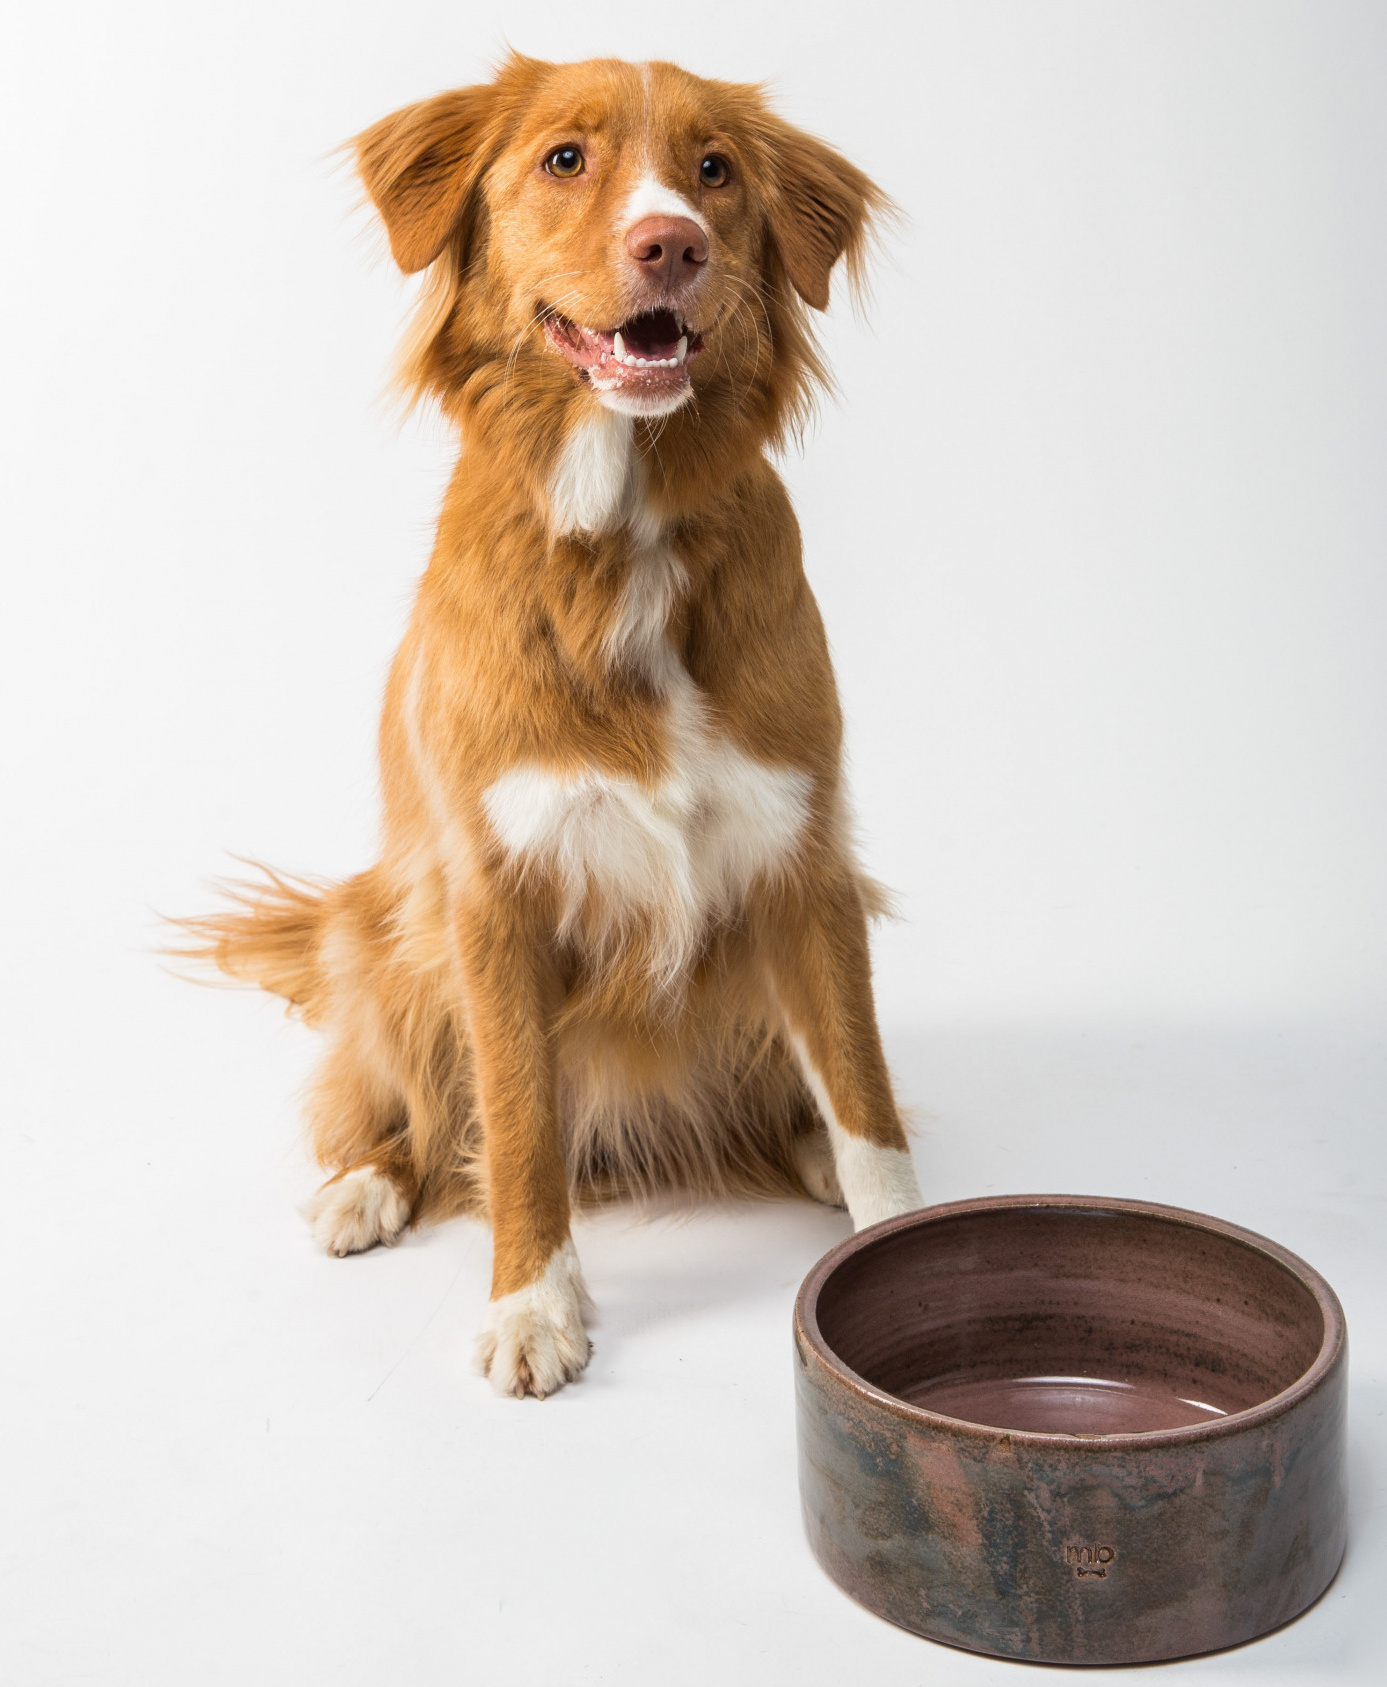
[794,1195,1347,1665]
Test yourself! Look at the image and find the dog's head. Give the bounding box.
[356,55,886,440]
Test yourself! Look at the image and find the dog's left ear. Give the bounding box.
[355,77,515,273]
[754,116,888,311]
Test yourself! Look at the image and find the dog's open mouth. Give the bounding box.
[543,307,705,393]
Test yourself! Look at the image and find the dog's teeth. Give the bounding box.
[625,354,638,367]
[675,335,688,365]
[613,331,626,360]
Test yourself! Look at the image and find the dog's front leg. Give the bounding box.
[455,880,590,1398]
[768,880,923,1232]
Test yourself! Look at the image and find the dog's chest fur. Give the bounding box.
[481,409,810,982]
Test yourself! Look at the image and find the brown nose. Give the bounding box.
[624,215,708,290]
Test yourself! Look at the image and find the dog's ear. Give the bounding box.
[754,116,888,311]
[355,85,505,274]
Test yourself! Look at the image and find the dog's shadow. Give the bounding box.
[368,1189,851,1387]
[571,1194,853,1352]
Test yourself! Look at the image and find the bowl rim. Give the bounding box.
[794,1192,1347,1450]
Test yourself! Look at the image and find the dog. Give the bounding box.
[189,52,922,1398]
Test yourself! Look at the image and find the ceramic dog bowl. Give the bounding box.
[794,1194,1346,1665]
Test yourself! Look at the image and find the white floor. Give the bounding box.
[4,954,1380,1684]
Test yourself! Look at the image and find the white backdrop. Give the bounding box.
[2,4,1383,1683]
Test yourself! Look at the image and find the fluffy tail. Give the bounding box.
[174,865,330,1020]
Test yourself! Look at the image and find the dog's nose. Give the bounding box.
[624,215,708,290]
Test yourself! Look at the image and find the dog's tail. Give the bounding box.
[173,864,331,1021]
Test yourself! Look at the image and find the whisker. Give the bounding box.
[499,287,591,410]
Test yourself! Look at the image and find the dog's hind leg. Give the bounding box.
[305,1162,412,1257]
[792,1125,846,1208]
[302,1033,416,1256]
[297,865,485,1251]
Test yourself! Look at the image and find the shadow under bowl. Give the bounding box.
[794,1194,1346,1665]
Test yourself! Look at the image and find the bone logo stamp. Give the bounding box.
[1065,1544,1118,1578]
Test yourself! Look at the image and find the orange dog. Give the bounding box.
[192,53,921,1397]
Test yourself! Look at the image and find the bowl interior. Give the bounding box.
[813,1205,1325,1435]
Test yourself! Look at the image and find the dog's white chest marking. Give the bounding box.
[487,546,805,979]
[547,407,635,536]
[510,406,811,980]
[483,710,810,983]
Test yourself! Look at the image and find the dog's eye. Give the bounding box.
[699,155,730,189]
[546,146,585,179]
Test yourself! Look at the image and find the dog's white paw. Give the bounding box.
[476,1241,592,1399]
[793,1129,846,1208]
[304,1166,410,1257]
[826,1124,923,1231]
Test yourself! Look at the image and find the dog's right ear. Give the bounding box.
[355,85,504,274]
